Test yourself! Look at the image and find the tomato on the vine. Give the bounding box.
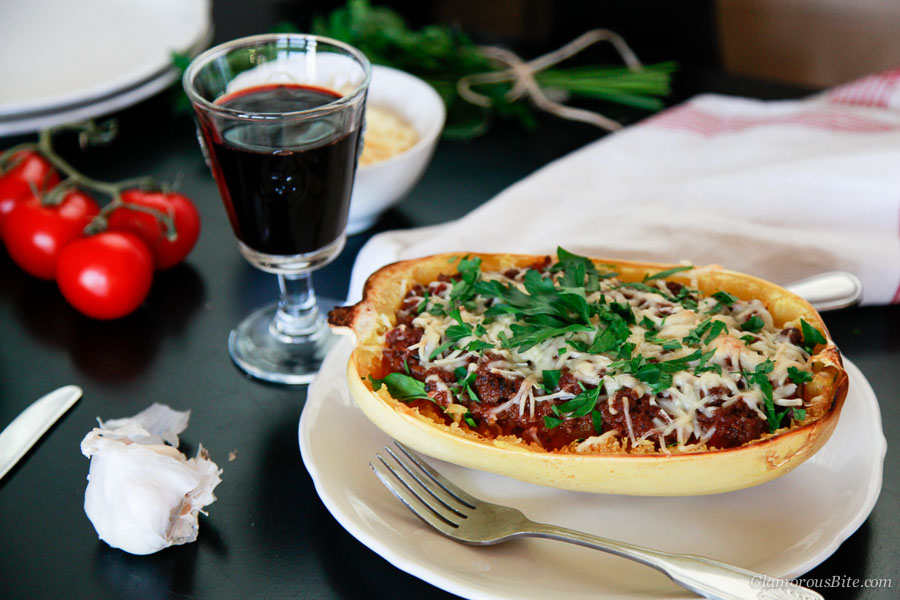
[106,190,201,270]
[3,190,100,279]
[0,150,59,237]
[56,231,154,320]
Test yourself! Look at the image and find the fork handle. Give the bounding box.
[524,522,823,600]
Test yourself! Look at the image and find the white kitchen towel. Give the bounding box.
[349,68,900,305]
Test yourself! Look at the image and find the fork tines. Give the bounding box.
[370,442,476,535]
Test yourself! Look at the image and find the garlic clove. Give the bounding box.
[99,402,190,447]
[81,405,221,555]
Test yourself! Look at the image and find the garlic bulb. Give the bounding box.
[81,403,222,555]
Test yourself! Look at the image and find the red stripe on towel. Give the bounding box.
[644,105,899,136]
[828,68,900,109]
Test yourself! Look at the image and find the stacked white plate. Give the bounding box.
[0,0,212,136]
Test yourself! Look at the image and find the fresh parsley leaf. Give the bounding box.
[711,290,738,307]
[693,349,721,374]
[740,315,765,333]
[658,349,703,372]
[703,320,728,344]
[620,281,673,298]
[416,290,430,314]
[639,316,657,331]
[742,361,777,432]
[507,322,593,352]
[466,340,494,354]
[793,407,807,421]
[610,302,636,325]
[556,385,601,417]
[586,320,630,353]
[617,342,635,359]
[644,330,682,351]
[682,318,712,346]
[367,373,430,402]
[636,362,673,393]
[643,265,693,281]
[454,367,480,402]
[800,319,827,353]
[740,334,757,345]
[591,409,603,435]
[544,415,563,429]
[542,369,561,392]
[450,256,482,305]
[445,324,472,342]
[428,341,455,360]
[787,366,813,384]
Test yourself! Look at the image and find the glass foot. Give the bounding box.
[228,297,340,385]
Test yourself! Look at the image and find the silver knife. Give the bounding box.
[0,385,83,481]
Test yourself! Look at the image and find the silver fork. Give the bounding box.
[371,443,824,600]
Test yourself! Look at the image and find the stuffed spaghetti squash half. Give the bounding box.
[328,250,847,495]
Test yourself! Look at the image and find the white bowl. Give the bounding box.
[347,65,445,234]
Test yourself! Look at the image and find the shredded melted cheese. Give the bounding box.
[391,263,816,452]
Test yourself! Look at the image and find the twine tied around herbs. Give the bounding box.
[456,29,644,132]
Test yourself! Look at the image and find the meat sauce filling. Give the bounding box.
[375,256,819,453]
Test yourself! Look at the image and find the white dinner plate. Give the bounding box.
[299,337,886,600]
[0,0,211,135]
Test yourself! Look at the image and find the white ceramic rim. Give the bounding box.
[0,25,213,137]
[357,65,446,171]
[183,33,371,121]
[0,0,211,118]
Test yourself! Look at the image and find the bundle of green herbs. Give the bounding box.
[309,0,675,139]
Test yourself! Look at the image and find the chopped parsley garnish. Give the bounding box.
[367,373,430,403]
[703,320,728,344]
[428,341,455,360]
[707,290,738,313]
[743,360,778,432]
[694,349,721,375]
[787,366,813,384]
[643,265,693,281]
[591,409,603,435]
[555,385,601,417]
[710,290,738,309]
[416,290,430,314]
[454,367,480,403]
[387,247,823,449]
[741,315,765,333]
[544,415,564,429]
[542,369,561,393]
[682,318,714,346]
[800,319,827,353]
[465,340,494,354]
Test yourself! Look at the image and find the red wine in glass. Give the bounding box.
[208,83,361,256]
[184,34,370,384]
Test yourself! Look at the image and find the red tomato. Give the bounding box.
[3,190,100,279]
[0,151,59,237]
[56,232,154,320]
[106,190,201,270]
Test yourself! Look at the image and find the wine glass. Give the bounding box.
[183,34,371,384]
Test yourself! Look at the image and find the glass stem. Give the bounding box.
[271,272,321,341]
